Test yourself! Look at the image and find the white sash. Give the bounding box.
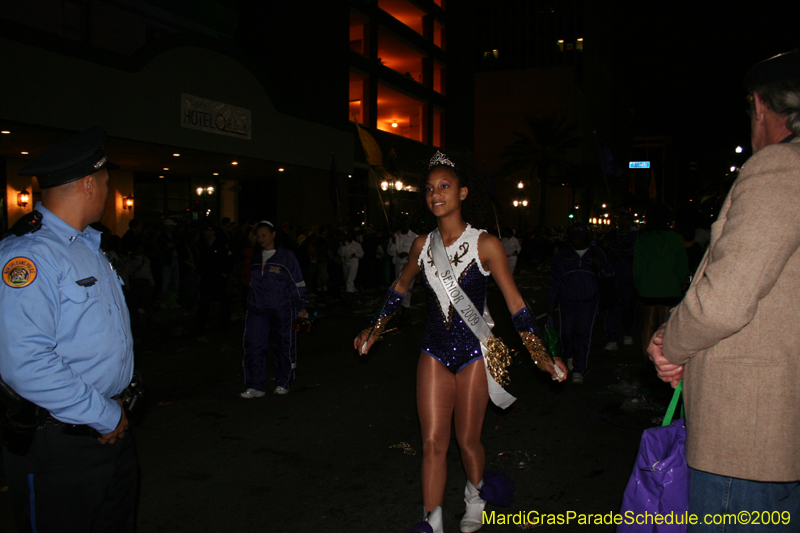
[430,230,516,409]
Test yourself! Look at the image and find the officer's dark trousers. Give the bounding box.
[3,423,137,533]
[243,309,297,390]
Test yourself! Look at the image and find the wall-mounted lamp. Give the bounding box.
[124,195,134,210]
[196,186,216,196]
[17,189,30,207]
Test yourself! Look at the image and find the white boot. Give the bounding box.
[413,506,443,533]
[460,480,485,532]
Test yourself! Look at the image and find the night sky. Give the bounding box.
[238,0,800,193]
[461,0,800,204]
[615,3,800,166]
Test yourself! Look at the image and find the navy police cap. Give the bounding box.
[18,127,119,189]
[744,50,800,91]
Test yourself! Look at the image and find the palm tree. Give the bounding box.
[500,114,583,228]
[561,161,602,220]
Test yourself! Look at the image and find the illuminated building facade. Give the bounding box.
[0,1,467,233]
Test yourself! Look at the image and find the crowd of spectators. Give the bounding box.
[92,218,426,333]
[93,211,708,344]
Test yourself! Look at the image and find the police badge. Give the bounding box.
[3,257,37,288]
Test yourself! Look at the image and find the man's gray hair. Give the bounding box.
[757,86,800,136]
[745,52,800,136]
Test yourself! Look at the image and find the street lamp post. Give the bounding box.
[195,183,217,222]
[380,177,404,228]
[512,181,528,230]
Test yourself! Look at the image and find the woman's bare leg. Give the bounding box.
[454,359,490,486]
[417,353,456,512]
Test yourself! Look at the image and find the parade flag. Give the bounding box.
[355,121,383,167]
[354,121,392,226]
[329,154,339,214]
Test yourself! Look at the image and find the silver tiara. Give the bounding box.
[429,151,455,169]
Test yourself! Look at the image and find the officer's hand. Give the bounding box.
[98,400,129,445]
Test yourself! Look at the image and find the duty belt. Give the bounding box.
[45,412,102,438]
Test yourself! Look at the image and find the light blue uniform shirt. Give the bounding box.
[0,203,133,434]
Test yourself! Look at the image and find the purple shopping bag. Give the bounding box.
[617,382,688,532]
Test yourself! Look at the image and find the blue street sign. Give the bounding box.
[629,161,651,168]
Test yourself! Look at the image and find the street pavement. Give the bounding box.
[0,266,675,532]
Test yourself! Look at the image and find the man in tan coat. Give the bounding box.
[650,51,800,528]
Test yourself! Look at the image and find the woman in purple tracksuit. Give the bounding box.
[240,221,308,398]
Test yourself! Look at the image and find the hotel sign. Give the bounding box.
[629,161,650,168]
[181,94,251,139]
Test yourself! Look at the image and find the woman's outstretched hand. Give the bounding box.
[354,330,376,356]
[546,358,569,382]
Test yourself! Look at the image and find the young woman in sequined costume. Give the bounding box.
[355,152,568,533]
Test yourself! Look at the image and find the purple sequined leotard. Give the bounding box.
[418,225,490,373]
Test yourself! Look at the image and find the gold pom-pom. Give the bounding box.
[484,336,513,387]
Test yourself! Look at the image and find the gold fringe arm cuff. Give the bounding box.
[484,336,512,387]
[519,331,553,372]
[361,311,397,343]
[362,288,405,344]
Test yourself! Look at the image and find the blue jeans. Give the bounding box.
[688,468,800,532]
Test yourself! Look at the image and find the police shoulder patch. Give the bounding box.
[3,257,37,288]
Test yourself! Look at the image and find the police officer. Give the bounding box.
[0,127,136,532]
